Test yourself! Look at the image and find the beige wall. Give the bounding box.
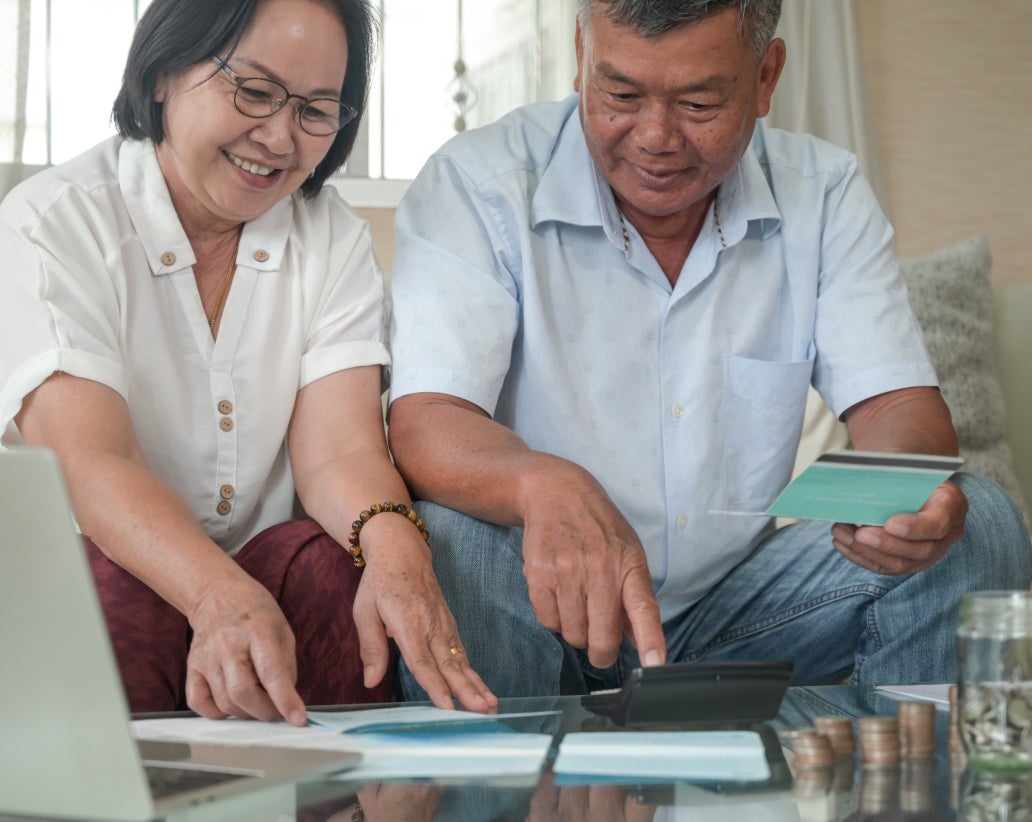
[856,1,1032,285]
[363,2,1032,285]
[356,207,396,276]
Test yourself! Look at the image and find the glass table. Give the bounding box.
[7,686,1021,821]
[279,684,1016,821]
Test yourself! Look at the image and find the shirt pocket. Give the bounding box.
[723,355,814,506]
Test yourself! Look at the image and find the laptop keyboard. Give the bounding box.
[145,765,251,800]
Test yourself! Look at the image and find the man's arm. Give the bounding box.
[388,392,667,669]
[835,386,967,575]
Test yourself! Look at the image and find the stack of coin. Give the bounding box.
[792,762,833,799]
[859,764,901,814]
[948,685,965,757]
[898,700,936,759]
[813,715,856,758]
[784,729,837,768]
[831,757,855,793]
[858,715,901,767]
[900,759,936,812]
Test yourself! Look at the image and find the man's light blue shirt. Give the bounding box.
[389,95,936,622]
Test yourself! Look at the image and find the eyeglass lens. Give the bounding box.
[234,77,349,136]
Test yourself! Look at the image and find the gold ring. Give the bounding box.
[449,646,462,656]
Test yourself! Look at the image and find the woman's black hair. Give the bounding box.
[112,0,378,199]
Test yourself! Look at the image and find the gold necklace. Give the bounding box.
[208,231,241,337]
[618,198,727,253]
[713,200,728,249]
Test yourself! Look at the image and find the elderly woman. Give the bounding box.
[0,0,495,724]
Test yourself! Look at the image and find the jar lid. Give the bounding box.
[959,590,1032,636]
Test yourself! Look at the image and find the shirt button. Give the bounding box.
[160,251,176,266]
[216,501,232,516]
[676,515,688,529]
[218,400,233,414]
[220,484,235,500]
[219,417,234,432]
[253,249,270,262]
[671,404,685,419]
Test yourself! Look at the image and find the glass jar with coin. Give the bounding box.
[957,591,1032,767]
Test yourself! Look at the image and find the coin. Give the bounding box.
[814,715,856,757]
[898,700,936,759]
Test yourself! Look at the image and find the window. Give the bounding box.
[1,0,576,196]
[370,0,576,180]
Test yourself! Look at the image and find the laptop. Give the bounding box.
[0,447,361,821]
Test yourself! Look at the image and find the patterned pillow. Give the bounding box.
[900,235,1028,518]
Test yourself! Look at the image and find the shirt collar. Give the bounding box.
[530,97,606,229]
[118,138,294,277]
[529,97,783,249]
[714,128,783,245]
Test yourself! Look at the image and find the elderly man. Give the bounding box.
[387,0,1031,698]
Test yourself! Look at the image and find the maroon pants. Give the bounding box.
[84,519,396,713]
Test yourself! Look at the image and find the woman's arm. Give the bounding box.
[287,365,496,711]
[16,373,308,725]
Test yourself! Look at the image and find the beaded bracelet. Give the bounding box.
[346,501,429,568]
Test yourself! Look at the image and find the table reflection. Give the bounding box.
[289,688,1032,822]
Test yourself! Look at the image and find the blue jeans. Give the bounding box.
[399,473,1031,700]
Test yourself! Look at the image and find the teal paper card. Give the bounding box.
[766,451,963,525]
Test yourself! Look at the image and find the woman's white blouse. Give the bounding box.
[0,137,389,554]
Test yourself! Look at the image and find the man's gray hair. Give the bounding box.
[576,0,782,60]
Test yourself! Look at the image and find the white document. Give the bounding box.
[133,709,554,780]
[874,683,951,709]
[308,705,558,733]
[328,732,553,780]
[552,731,771,782]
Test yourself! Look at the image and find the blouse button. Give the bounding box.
[671,404,685,419]
[219,417,234,432]
[216,501,232,516]
[220,484,235,500]
[160,251,176,266]
[218,400,233,414]
[254,249,270,263]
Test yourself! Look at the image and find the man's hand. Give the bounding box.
[831,479,968,575]
[387,392,667,673]
[185,578,307,726]
[520,465,667,670]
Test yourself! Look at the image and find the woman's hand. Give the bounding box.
[326,784,443,822]
[185,576,307,726]
[352,511,497,712]
[528,772,657,822]
[17,373,309,726]
[287,368,498,713]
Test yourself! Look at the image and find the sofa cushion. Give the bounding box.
[993,283,1032,517]
[900,235,1028,519]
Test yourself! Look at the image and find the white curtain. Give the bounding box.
[1,0,885,208]
[767,0,887,467]
[768,0,889,214]
[1,0,33,196]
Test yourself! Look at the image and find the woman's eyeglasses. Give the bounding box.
[211,56,357,137]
